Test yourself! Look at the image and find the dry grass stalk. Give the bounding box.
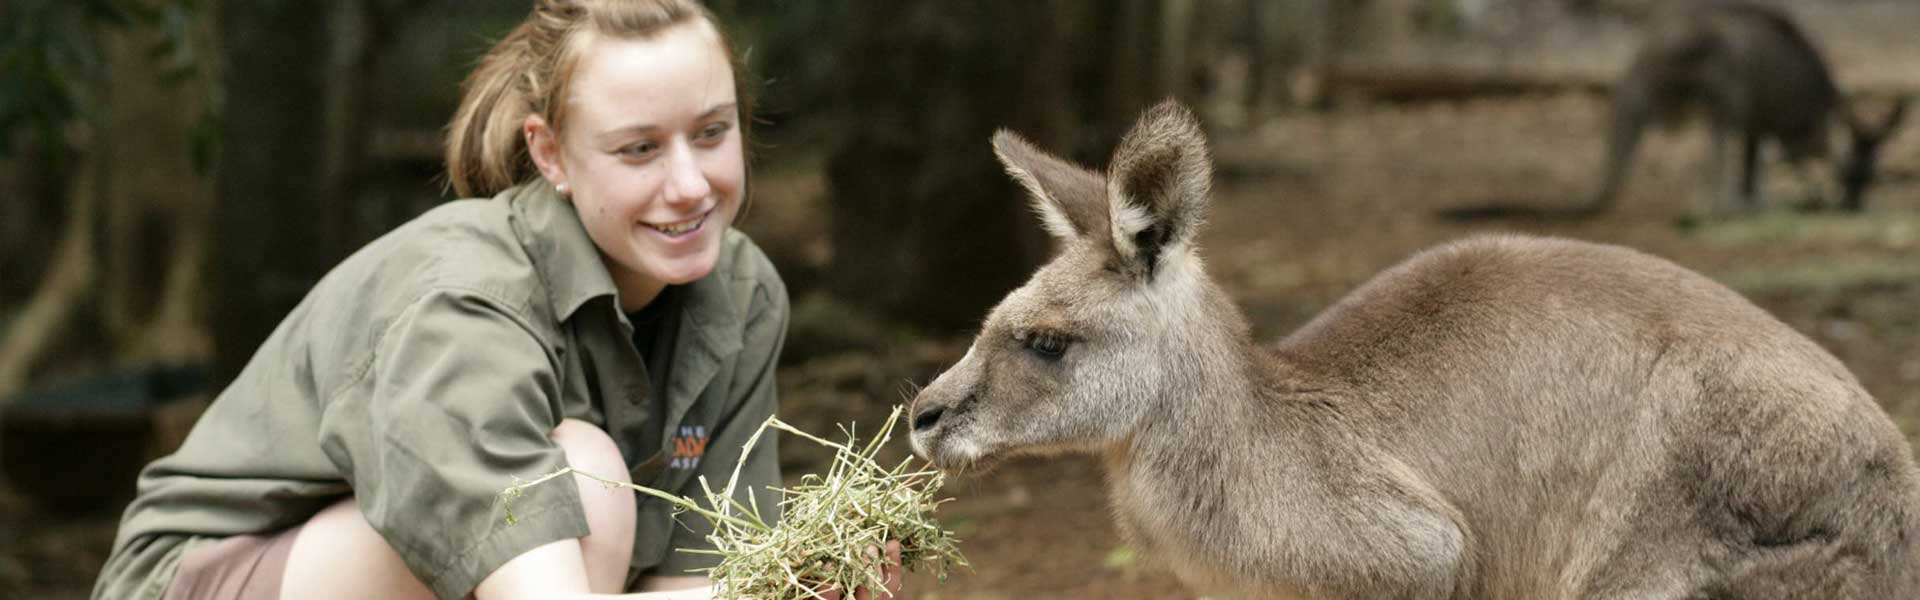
[500,405,966,599]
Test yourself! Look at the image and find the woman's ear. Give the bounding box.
[524,114,568,192]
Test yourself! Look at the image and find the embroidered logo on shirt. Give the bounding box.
[671,425,709,470]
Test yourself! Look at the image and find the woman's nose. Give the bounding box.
[663,142,711,204]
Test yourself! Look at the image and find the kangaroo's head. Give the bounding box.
[909,101,1238,472]
[1840,95,1910,209]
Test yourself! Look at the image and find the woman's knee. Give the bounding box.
[281,498,435,600]
[550,419,635,592]
[550,419,630,485]
[549,419,634,520]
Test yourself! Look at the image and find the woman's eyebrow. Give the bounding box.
[594,102,739,145]
[699,102,738,120]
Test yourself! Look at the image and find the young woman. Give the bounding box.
[92,1,899,599]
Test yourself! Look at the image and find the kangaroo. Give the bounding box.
[909,101,1920,599]
[1588,1,1908,215]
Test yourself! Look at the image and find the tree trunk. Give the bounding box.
[1245,0,1319,119]
[212,0,343,381]
[209,1,428,381]
[824,2,1076,331]
[1104,0,1159,151]
[1158,0,1198,104]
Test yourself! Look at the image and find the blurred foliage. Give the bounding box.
[0,0,214,170]
[709,1,856,149]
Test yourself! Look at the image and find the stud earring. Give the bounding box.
[555,183,570,196]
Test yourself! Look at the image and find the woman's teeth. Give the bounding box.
[649,214,704,235]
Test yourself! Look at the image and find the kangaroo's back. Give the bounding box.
[1276,235,1920,598]
[1280,235,1845,401]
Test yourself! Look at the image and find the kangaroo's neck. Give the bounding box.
[1103,330,1383,595]
[1103,265,1360,478]
[1105,281,1264,474]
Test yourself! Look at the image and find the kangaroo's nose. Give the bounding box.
[912,405,947,432]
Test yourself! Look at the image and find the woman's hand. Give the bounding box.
[815,541,905,600]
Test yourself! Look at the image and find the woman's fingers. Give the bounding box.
[816,540,907,600]
[881,540,904,598]
[852,541,905,600]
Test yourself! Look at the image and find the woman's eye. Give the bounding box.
[697,122,731,142]
[618,141,660,159]
[1026,333,1069,359]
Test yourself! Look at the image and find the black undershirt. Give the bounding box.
[627,285,682,458]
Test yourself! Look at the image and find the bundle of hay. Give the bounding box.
[502,405,966,599]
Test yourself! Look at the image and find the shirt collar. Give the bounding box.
[507,182,619,321]
[504,182,744,358]
[675,250,745,360]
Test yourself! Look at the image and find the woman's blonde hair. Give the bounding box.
[445,0,745,197]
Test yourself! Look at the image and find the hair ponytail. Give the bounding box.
[445,24,543,198]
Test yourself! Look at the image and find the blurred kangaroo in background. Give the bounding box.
[910,101,1920,599]
[1589,1,1908,215]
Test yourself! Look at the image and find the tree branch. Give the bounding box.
[0,139,100,401]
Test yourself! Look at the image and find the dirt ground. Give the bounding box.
[7,83,1920,600]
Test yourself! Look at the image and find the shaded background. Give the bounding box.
[4,1,1919,598]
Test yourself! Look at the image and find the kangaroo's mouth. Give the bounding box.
[912,430,999,474]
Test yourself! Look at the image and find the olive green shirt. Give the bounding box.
[92,183,787,600]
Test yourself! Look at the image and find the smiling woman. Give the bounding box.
[88,2,897,600]
[522,20,745,311]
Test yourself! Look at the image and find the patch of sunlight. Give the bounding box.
[1103,545,1139,571]
[1696,210,1920,250]
[1891,412,1920,443]
[1718,256,1920,296]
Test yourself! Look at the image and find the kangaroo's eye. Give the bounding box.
[1026,332,1070,359]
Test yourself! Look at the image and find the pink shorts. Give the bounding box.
[162,525,302,600]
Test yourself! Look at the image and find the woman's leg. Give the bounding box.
[550,418,638,592]
[277,496,435,600]
[277,419,636,599]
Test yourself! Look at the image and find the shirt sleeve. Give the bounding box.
[316,289,589,600]
[656,278,789,575]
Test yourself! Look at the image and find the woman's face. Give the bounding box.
[527,20,743,310]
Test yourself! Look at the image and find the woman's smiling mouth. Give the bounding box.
[645,209,710,238]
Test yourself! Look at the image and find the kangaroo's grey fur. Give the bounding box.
[910,101,1920,599]
[1588,1,1908,215]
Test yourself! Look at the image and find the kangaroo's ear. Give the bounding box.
[1106,101,1212,279]
[1877,95,1910,140]
[993,130,1109,241]
[1849,95,1911,142]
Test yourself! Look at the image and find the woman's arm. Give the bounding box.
[477,539,716,600]
[636,575,714,593]
[314,290,595,599]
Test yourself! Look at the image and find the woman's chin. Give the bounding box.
[643,251,720,285]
